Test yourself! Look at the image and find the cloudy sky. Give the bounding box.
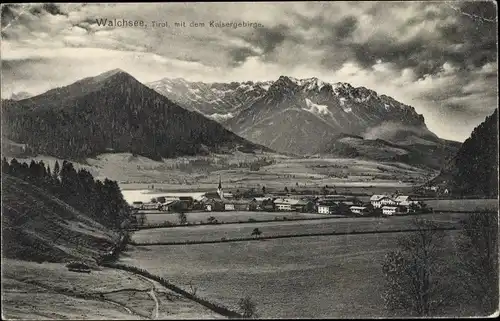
[1,2,497,141]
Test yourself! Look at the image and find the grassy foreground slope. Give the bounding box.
[1,173,224,319]
[2,174,119,264]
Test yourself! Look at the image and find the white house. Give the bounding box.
[318,205,335,214]
[394,195,412,205]
[224,203,235,211]
[382,206,404,216]
[350,206,369,215]
[370,195,395,208]
[274,198,307,211]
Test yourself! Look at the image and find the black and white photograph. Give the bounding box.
[1,1,498,319]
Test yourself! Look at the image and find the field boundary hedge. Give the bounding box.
[130,226,459,246]
[101,262,243,318]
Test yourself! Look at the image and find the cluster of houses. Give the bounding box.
[131,179,426,217]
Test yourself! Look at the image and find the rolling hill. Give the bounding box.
[1,69,270,161]
[316,133,461,170]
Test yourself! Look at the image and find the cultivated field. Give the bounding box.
[138,211,330,226]
[120,230,467,318]
[131,212,466,244]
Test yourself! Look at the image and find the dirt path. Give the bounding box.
[103,299,134,315]
[135,274,160,319]
[12,278,145,319]
[148,289,159,319]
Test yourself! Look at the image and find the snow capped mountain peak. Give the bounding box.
[303,98,333,117]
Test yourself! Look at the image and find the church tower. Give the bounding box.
[217,175,224,200]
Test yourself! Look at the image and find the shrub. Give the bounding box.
[239,296,257,318]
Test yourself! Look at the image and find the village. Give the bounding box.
[130,178,431,221]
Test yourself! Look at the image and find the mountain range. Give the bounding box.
[148,76,461,168]
[1,69,269,160]
[2,69,464,170]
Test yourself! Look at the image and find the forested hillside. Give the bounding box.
[433,109,498,197]
[1,158,131,263]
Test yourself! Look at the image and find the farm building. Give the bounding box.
[318,204,336,214]
[225,203,236,211]
[158,200,177,212]
[132,201,144,209]
[349,206,369,215]
[393,195,412,205]
[255,198,275,211]
[274,198,308,212]
[382,206,406,216]
[370,195,396,208]
[225,200,254,211]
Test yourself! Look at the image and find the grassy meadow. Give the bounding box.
[120,230,466,318]
[131,212,466,244]
[139,211,330,226]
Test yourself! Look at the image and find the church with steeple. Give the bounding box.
[202,175,232,201]
[217,176,224,200]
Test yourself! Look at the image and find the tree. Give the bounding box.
[2,157,10,174]
[455,212,498,314]
[262,186,266,194]
[238,296,257,318]
[251,228,262,237]
[178,212,187,225]
[284,186,289,193]
[137,212,147,226]
[53,160,60,180]
[382,218,449,316]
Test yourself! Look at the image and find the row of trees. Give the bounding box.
[2,157,130,230]
[382,213,498,316]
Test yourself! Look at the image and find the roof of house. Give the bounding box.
[370,194,390,201]
[160,200,177,206]
[224,200,250,205]
[322,195,348,200]
[394,195,410,202]
[350,206,367,210]
[382,206,399,210]
[274,198,307,205]
[318,204,336,208]
[254,197,272,202]
[203,192,222,200]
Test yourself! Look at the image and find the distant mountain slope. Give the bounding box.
[2,69,270,161]
[2,174,118,263]
[147,78,272,121]
[432,109,498,197]
[225,76,442,155]
[317,134,460,170]
[149,75,448,156]
[10,91,33,100]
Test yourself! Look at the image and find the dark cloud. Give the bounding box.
[1,4,18,27]
[333,16,358,40]
[228,47,258,66]
[225,24,297,65]
[42,3,67,16]
[314,2,497,78]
